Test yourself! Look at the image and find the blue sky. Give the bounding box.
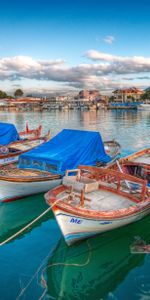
[0,0,150,95]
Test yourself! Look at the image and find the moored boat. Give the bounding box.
[100,139,121,166]
[19,122,42,139]
[0,164,61,202]
[118,148,150,165]
[112,160,150,187]
[45,166,150,245]
[0,129,119,202]
[138,103,150,110]
[0,131,50,165]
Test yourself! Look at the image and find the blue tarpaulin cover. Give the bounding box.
[19,129,111,174]
[0,122,20,145]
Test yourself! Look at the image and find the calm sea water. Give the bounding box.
[0,109,150,300]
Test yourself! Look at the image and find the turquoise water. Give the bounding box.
[0,109,150,300]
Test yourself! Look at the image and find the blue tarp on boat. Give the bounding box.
[0,122,20,145]
[19,129,111,174]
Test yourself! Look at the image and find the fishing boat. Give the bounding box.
[0,131,50,165]
[112,160,150,187]
[0,164,62,202]
[45,165,150,245]
[19,122,42,139]
[0,129,119,202]
[118,148,150,165]
[0,122,42,146]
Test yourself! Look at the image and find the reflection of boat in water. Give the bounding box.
[44,215,150,300]
[0,194,51,243]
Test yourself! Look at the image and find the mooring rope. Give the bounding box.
[0,198,61,246]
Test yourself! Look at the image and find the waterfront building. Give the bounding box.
[112,87,143,102]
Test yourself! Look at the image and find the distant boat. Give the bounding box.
[138,103,150,110]
[45,165,150,245]
[0,129,120,202]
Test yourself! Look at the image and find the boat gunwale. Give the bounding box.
[0,135,48,159]
[0,168,61,182]
[119,148,150,163]
[46,185,150,220]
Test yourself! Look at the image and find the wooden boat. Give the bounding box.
[110,148,150,185]
[0,130,120,203]
[45,165,150,245]
[19,122,42,139]
[112,160,150,187]
[0,164,61,202]
[100,140,121,166]
[118,148,150,165]
[0,131,50,165]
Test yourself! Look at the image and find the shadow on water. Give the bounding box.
[0,193,53,243]
[45,215,150,300]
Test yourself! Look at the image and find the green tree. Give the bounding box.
[14,89,24,98]
[141,91,150,100]
[0,90,8,99]
[109,96,115,102]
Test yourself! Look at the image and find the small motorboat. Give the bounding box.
[101,140,121,166]
[45,165,150,245]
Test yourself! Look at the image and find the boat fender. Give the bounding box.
[0,146,9,155]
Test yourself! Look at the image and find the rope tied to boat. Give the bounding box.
[0,198,61,247]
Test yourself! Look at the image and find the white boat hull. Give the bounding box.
[138,104,150,110]
[0,178,62,202]
[0,155,19,165]
[53,206,150,245]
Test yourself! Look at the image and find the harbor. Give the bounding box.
[0,109,150,299]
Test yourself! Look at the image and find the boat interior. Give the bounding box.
[114,162,150,185]
[56,167,150,212]
[0,164,61,181]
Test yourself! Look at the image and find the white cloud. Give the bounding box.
[103,35,115,44]
[0,52,150,93]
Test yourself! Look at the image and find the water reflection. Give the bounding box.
[45,215,150,300]
[0,110,149,152]
[0,194,50,243]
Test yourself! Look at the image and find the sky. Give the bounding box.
[0,0,150,95]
